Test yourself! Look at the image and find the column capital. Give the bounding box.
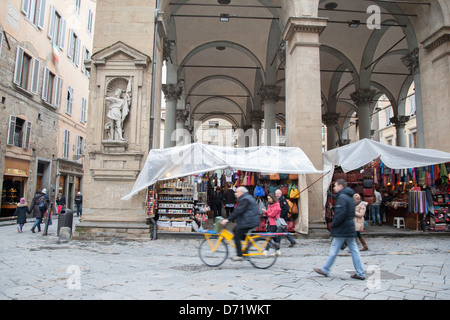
[350,89,376,107]
[322,113,340,126]
[401,48,419,75]
[278,41,286,65]
[162,83,182,101]
[250,110,264,124]
[258,85,281,103]
[390,115,410,128]
[176,110,189,123]
[282,17,328,42]
[163,38,173,62]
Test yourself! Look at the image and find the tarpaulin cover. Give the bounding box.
[122,143,322,200]
[322,138,450,208]
[323,138,450,172]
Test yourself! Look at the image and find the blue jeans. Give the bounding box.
[370,204,381,224]
[32,217,42,230]
[321,237,365,278]
[76,204,82,216]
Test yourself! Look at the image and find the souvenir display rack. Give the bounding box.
[428,193,450,231]
[156,178,194,232]
[146,185,156,217]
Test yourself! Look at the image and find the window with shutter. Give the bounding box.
[63,130,70,159]
[14,46,40,94]
[68,30,81,66]
[22,0,46,29]
[6,115,29,148]
[7,116,17,146]
[66,86,74,115]
[24,121,32,149]
[81,97,87,123]
[31,58,40,94]
[42,67,62,108]
[48,6,65,49]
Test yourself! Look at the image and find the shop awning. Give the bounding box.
[122,143,323,200]
[322,138,450,208]
[323,138,450,172]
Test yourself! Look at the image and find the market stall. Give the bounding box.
[123,143,323,234]
[323,139,450,232]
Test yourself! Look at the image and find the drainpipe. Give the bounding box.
[148,0,160,240]
[149,0,160,152]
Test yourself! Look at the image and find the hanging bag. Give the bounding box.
[270,173,280,180]
[288,183,300,199]
[254,186,265,197]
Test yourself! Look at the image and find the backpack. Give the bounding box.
[38,196,48,213]
[286,199,299,215]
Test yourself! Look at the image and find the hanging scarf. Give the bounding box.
[430,165,435,186]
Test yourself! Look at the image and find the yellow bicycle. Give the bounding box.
[198,223,282,269]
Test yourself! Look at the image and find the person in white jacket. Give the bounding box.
[370,189,383,226]
[353,194,368,251]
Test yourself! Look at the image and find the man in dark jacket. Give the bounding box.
[30,190,45,233]
[221,187,260,261]
[275,189,296,247]
[314,179,365,280]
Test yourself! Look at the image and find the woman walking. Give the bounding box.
[262,193,281,255]
[354,193,368,251]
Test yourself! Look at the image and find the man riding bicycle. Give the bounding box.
[220,186,260,261]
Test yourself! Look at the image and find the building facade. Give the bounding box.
[77,0,449,238]
[0,0,96,216]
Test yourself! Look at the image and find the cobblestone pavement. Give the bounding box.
[0,218,449,301]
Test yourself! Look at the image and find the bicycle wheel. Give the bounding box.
[198,237,228,267]
[246,237,278,269]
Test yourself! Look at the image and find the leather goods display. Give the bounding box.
[363,179,374,188]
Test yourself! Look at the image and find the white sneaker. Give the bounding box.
[263,250,269,256]
[232,256,244,262]
[276,250,281,256]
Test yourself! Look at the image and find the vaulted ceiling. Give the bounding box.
[161,0,425,138]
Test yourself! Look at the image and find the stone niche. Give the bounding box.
[80,41,152,228]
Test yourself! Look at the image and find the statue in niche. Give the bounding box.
[105,77,132,141]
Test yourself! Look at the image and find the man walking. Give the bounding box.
[75,192,83,217]
[275,189,296,247]
[370,189,383,226]
[314,179,365,280]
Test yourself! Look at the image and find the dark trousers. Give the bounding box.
[212,204,221,218]
[233,227,252,257]
[224,206,234,218]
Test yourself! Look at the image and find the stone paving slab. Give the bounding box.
[0,219,449,302]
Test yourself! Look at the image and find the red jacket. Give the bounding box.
[265,202,281,226]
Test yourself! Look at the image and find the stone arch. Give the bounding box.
[178,41,266,83]
[190,96,247,125]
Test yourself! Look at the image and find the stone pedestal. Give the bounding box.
[79,41,152,236]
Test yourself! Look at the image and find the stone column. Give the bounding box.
[250,110,264,146]
[322,113,340,150]
[258,85,281,146]
[175,109,190,146]
[390,115,410,147]
[351,89,376,140]
[162,83,182,148]
[282,16,327,231]
[402,48,424,148]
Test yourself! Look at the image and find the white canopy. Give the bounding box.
[322,138,450,207]
[122,143,323,200]
[323,138,450,173]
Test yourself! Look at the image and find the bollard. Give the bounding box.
[57,209,73,239]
